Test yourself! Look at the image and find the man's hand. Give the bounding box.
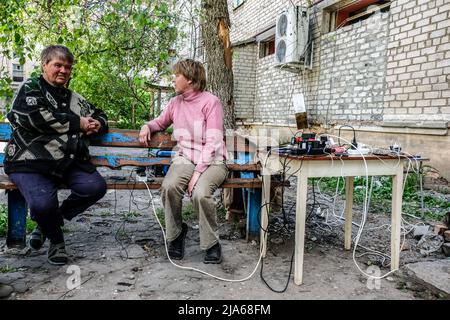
[86,118,101,135]
[188,171,201,197]
[80,117,102,136]
[80,116,92,133]
[139,124,152,147]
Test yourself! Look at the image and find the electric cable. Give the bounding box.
[142,180,264,283]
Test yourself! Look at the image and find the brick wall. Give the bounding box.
[229,0,450,179]
[233,45,257,120]
[316,11,389,123]
[229,0,293,44]
[384,0,450,122]
[229,0,450,125]
[230,0,321,124]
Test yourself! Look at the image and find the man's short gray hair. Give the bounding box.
[40,45,74,65]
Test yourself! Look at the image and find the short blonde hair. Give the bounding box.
[172,59,206,92]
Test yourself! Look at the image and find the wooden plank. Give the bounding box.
[0,123,258,153]
[90,156,172,168]
[0,123,176,149]
[344,176,354,250]
[0,122,12,141]
[0,174,288,190]
[90,130,175,149]
[0,152,260,171]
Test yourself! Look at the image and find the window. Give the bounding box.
[256,26,276,59]
[12,63,24,82]
[259,37,275,58]
[233,0,245,10]
[322,0,390,32]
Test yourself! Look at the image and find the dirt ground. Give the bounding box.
[0,173,447,300]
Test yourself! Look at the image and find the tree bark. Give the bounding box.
[200,0,235,130]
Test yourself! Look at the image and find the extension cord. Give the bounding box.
[136,174,147,182]
[347,148,370,155]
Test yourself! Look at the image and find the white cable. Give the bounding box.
[321,134,401,280]
[143,180,262,282]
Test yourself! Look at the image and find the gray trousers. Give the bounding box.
[161,156,228,250]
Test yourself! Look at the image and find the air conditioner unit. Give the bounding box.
[275,6,310,67]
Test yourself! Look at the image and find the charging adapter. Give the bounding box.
[136,174,147,182]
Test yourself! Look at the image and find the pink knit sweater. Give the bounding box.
[147,90,227,173]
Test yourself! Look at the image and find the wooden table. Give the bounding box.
[259,153,405,285]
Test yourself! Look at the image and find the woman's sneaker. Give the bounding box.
[29,226,46,250]
[47,242,68,265]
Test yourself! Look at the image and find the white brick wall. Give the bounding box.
[384,0,450,122]
[230,0,450,125]
[233,45,257,120]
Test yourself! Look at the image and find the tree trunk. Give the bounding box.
[200,0,235,130]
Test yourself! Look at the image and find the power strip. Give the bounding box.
[136,174,147,182]
[347,148,370,155]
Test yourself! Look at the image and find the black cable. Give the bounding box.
[338,125,357,149]
[258,150,327,293]
[257,152,301,293]
[260,245,295,293]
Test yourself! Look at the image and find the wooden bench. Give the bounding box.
[0,122,281,248]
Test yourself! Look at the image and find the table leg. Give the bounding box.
[391,166,403,270]
[260,173,271,258]
[344,177,354,250]
[294,173,308,285]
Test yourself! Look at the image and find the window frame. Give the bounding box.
[322,0,391,33]
[233,0,246,10]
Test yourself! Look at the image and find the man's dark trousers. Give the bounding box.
[9,166,107,244]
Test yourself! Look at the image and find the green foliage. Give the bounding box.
[0,204,6,236]
[0,265,17,273]
[154,202,197,229]
[317,174,450,221]
[26,216,37,234]
[0,204,37,236]
[182,202,195,220]
[0,0,179,129]
[155,207,165,227]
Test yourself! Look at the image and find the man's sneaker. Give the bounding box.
[168,223,188,260]
[29,226,46,250]
[204,242,222,264]
[47,242,68,265]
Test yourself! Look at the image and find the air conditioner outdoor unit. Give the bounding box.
[275,6,310,68]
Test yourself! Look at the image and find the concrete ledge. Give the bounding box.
[381,121,449,129]
[402,260,450,298]
[240,122,449,136]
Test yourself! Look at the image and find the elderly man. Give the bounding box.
[4,45,108,265]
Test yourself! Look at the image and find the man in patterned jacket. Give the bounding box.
[4,45,108,265]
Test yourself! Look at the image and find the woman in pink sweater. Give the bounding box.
[139,59,227,264]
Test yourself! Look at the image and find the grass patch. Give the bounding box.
[153,202,198,229]
[0,204,37,236]
[0,265,17,273]
[316,173,450,221]
[123,210,142,219]
[155,208,165,227]
[100,210,112,217]
[182,202,195,220]
[0,204,7,236]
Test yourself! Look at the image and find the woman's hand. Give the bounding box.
[139,124,151,147]
[188,171,201,197]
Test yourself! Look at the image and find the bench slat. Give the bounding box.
[0,153,260,171]
[0,174,287,190]
[0,175,271,190]
[90,156,172,168]
[0,123,258,152]
[90,130,176,149]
